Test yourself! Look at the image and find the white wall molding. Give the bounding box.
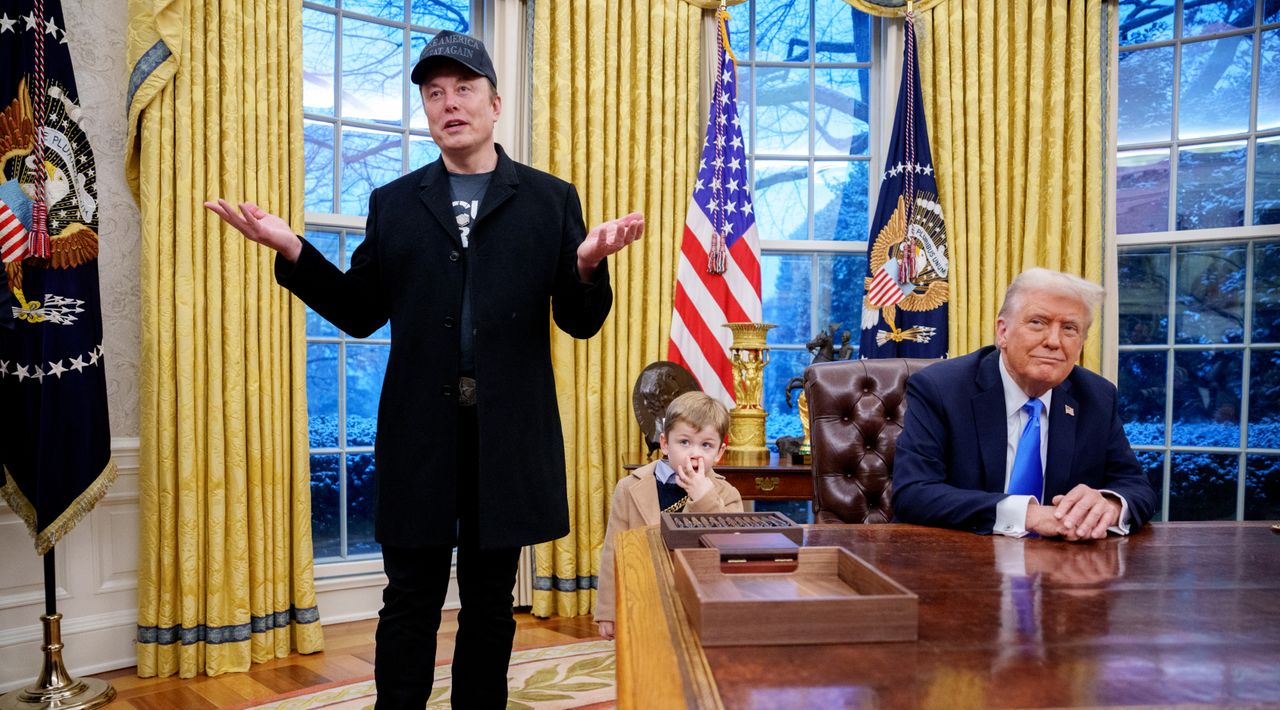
[0,439,141,693]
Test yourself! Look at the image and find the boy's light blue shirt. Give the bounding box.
[654,458,677,484]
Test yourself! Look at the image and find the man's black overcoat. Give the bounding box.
[276,145,611,549]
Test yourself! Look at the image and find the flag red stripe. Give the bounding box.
[679,227,753,324]
[672,281,736,396]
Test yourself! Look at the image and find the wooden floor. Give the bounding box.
[93,611,603,709]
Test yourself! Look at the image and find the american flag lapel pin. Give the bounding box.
[1065,405,1075,417]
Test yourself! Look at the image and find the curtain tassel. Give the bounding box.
[707,232,728,274]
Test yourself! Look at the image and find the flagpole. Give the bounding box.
[0,547,115,710]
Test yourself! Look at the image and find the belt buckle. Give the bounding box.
[459,376,477,406]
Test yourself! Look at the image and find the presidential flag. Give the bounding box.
[859,13,948,359]
[1,0,116,555]
[668,10,762,405]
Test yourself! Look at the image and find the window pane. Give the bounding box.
[1116,148,1170,234]
[1250,350,1280,449]
[1245,455,1280,520]
[1135,450,1165,520]
[411,0,470,32]
[342,17,405,126]
[1172,350,1242,447]
[1118,47,1174,145]
[762,253,812,344]
[815,254,866,346]
[763,347,811,451]
[754,0,810,62]
[307,343,340,448]
[310,454,341,558]
[1253,240,1280,342]
[813,160,867,241]
[341,127,403,216]
[754,68,810,155]
[1255,135,1280,225]
[303,8,336,116]
[1269,3,1280,22]
[814,69,869,156]
[346,343,389,447]
[344,0,405,22]
[1118,0,1175,46]
[1169,452,1239,520]
[1120,351,1167,446]
[304,120,336,213]
[344,234,394,339]
[814,0,870,63]
[409,135,441,169]
[408,32,433,129]
[1175,244,1246,344]
[304,230,341,338]
[347,453,380,555]
[1178,35,1253,140]
[1259,30,1280,132]
[754,160,809,240]
[1118,247,1170,344]
[1176,140,1247,230]
[1182,0,1255,38]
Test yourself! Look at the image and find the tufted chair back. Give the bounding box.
[804,358,939,524]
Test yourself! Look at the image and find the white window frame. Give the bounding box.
[1111,1,1280,522]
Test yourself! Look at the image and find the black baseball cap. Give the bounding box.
[410,31,497,88]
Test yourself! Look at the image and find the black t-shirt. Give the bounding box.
[448,171,492,376]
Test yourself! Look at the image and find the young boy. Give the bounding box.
[595,391,744,640]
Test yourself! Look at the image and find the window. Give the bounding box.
[302,0,477,560]
[736,0,879,457]
[1115,0,1280,521]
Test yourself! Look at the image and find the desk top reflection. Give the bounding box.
[613,522,1280,710]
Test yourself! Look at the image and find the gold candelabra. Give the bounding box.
[723,322,775,465]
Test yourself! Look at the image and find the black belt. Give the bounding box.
[459,376,477,406]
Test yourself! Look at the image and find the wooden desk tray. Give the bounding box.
[671,546,918,647]
[660,511,803,550]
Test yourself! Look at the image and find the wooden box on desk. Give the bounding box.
[670,546,918,646]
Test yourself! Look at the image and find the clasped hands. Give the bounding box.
[1025,484,1121,540]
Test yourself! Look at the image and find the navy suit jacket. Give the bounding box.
[892,345,1156,533]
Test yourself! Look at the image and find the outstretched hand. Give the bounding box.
[204,199,303,262]
[577,212,644,279]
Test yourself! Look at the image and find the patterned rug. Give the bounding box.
[242,640,616,710]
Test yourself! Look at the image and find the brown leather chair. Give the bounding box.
[804,358,938,524]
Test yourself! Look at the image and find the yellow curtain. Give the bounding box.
[916,0,1108,369]
[530,0,702,617]
[842,0,947,17]
[125,0,323,677]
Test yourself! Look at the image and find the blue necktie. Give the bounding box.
[1008,399,1044,501]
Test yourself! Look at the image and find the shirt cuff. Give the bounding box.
[1099,489,1132,536]
[994,495,1036,538]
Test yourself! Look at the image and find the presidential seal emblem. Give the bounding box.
[861,191,948,346]
[1,76,100,325]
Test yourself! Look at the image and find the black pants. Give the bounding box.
[374,408,522,709]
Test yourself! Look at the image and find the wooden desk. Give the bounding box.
[624,452,812,501]
[614,522,1280,709]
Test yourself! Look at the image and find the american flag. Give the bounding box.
[667,11,761,406]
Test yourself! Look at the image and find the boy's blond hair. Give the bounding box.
[662,391,730,442]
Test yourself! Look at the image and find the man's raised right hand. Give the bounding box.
[204,199,303,262]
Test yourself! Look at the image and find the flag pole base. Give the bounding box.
[0,614,115,710]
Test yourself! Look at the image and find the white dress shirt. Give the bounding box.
[992,354,1133,537]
